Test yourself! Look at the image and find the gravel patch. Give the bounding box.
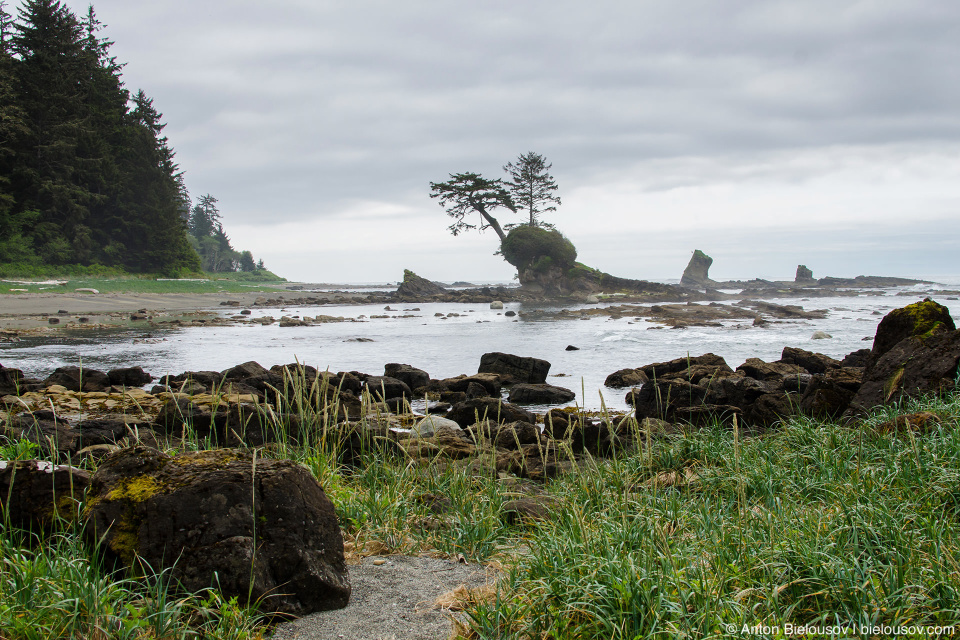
[271,555,498,640]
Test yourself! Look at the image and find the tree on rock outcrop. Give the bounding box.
[503,151,560,230]
[429,171,515,243]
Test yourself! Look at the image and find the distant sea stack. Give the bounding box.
[396,269,447,299]
[681,250,715,287]
[795,265,814,283]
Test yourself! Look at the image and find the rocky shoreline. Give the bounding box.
[2,265,958,338]
[1,297,958,623]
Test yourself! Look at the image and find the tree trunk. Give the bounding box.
[477,207,507,243]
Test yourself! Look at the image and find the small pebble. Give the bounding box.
[372,558,387,566]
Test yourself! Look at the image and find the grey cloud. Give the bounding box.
[52,0,960,281]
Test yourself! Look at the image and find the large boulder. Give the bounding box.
[410,415,462,439]
[448,398,535,427]
[383,363,430,391]
[736,358,806,383]
[0,459,91,532]
[639,353,729,379]
[868,298,956,368]
[1,364,37,395]
[849,329,960,414]
[436,373,502,397]
[3,411,130,456]
[108,366,154,387]
[86,448,350,615]
[222,361,271,380]
[742,393,796,428]
[604,368,649,388]
[43,366,111,392]
[632,379,709,422]
[778,347,840,375]
[478,352,550,384]
[363,376,412,401]
[507,383,576,404]
[492,421,541,450]
[845,300,960,414]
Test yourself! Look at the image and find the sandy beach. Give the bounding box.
[0,290,365,331]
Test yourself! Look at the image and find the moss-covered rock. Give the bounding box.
[501,226,577,272]
[86,447,350,615]
[848,299,960,414]
[870,297,956,365]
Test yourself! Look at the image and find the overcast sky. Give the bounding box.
[56,0,960,283]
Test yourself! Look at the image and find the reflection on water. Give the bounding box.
[2,290,956,411]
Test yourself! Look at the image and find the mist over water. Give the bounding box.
[3,284,958,411]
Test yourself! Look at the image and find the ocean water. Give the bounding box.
[3,283,958,411]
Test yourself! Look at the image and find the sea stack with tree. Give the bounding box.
[430,152,681,298]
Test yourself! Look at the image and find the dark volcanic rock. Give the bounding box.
[850,329,960,413]
[448,398,535,427]
[437,373,502,397]
[87,448,350,616]
[845,300,960,414]
[507,383,576,404]
[0,460,91,532]
[604,368,649,388]
[43,366,111,392]
[492,421,542,449]
[841,349,871,368]
[743,393,796,428]
[639,353,729,379]
[632,379,708,422]
[154,398,227,441]
[478,352,550,384]
[108,366,154,387]
[867,298,956,368]
[0,364,28,395]
[736,358,806,383]
[383,363,430,391]
[363,376,412,401]
[800,367,863,418]
[778,347,841,375]
[223,360,271,380]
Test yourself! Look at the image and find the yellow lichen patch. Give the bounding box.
[107,475,164,503]
[109,528,140,565]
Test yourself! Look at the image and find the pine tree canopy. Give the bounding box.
[0,0,262,275]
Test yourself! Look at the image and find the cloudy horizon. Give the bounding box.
[54,0,960,283]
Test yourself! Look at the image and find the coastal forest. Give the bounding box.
[0,0,260,276]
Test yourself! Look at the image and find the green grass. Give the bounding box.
[1,271,289,295]
[2,367,960,639]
